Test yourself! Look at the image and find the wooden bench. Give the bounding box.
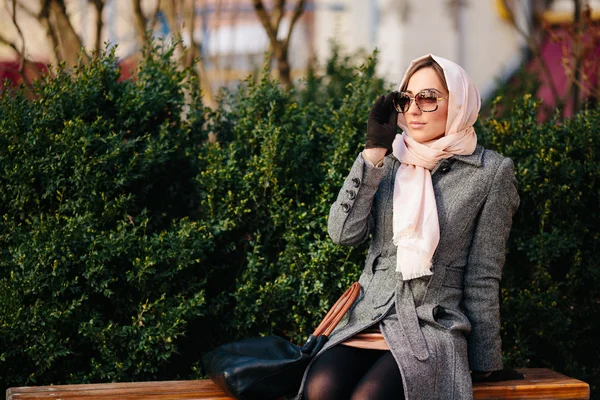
[6,368,590,399]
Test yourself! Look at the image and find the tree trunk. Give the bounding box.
[275,45,291,88]
[49,0,87,66]
[571,0,583,114]
[277,58,291,88]
[183,0,214,106]
[252,0,304,89]
[38,0,61,65]
[91,0,105,54]
[131,0,148,47]
[499,0,563,114]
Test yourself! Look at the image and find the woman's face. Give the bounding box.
[402,67,449,143]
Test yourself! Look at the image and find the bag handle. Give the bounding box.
[312,282,361,337]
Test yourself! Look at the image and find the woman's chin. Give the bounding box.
[408,131,445,144]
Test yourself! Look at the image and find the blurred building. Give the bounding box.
[318,0,529,96]
[1,0,599,99]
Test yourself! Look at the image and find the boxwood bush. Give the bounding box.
[0,43,384,388]
[481,95,600,397]
[0,43,212,384]
[0,42,597,397]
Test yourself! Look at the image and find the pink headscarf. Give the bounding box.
[391,54,481,280]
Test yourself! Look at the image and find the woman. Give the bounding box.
[298,54,522,400]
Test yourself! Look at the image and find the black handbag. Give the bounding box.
[202,282,361,400]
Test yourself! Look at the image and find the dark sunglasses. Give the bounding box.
[393,90,448,113]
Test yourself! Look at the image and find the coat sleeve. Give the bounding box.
[463,156,519,372]
[327,152,386,246]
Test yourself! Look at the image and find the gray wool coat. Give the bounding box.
[296,145,519,400]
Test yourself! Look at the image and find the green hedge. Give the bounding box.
[0,43,598,398]
[0,43,211,384]
[481,95,600,396]
[0,43,384,387]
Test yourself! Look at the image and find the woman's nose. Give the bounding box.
[407,99,421,114]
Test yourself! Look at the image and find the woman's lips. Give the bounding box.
[409,121,426,129]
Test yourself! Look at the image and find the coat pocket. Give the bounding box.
[434,307,472,334]
[416,304,472,334]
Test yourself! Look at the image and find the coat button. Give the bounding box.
[441,165,451,173]
[341,203,351,213]
[346,190,356,200]
[352,177,361,188]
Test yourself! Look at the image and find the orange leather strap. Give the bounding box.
[312,282,361,337]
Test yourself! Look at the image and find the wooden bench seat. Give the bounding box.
[473,368,589,399]
[6,368,590,399]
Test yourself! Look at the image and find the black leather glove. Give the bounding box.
[471,368,525,383]
[365,92,398,155]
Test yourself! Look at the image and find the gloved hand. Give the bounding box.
[365,92,398,155]
[471,368,525,383]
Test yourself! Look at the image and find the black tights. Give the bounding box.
[302,345,405,400]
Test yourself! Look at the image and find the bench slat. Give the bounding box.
[473,368,590,399]
[6,368,589,400]
[6,380,234,400]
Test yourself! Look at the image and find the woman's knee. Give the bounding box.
[349,351,404,400]
[303,368,345,400]
[350,380,405,400]
[305,365,366,400]
[303,346,367,400]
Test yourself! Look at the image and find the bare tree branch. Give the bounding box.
[132,0,148,47]
[284,0,305,49]
[48,0,88,66]
[90,0,105,53]
[161,0,188,58]
[161,0,178,35]
[272,0,285,33]
[0,32,21,56]
[38,0,61,65]
[148,0,162,34]
[252,0,305,88]
[7,0,27,70]
[0,0,28,86]
[0,1,40,89]
[184,0,196,68]
[549,2,600,108]
[500,0,562,109]
[14,0,37,18]
[570,0,583,113]
[252,0,279,48]
[184,0,213,106]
